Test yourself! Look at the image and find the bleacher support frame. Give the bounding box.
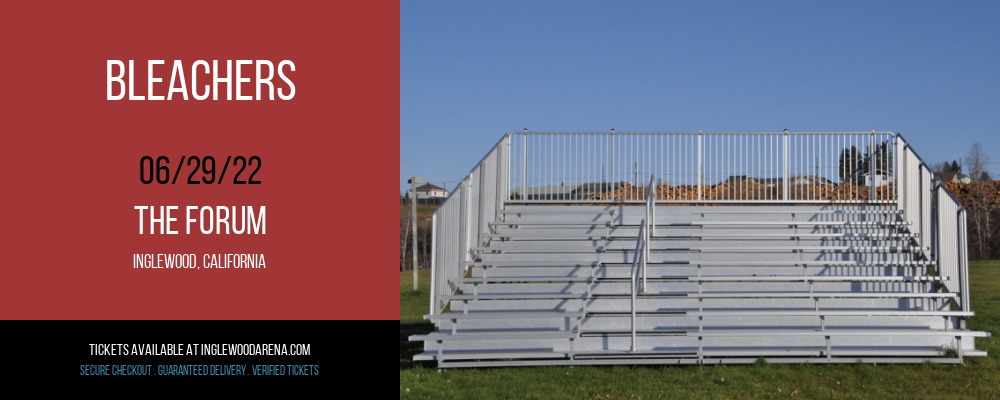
[414,131,988,369]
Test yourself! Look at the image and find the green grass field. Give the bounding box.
[400,261,1000,399]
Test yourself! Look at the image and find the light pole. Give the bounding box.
[408,177,425,291]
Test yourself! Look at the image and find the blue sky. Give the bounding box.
[400,1,1000,194]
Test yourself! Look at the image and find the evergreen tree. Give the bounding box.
[839,146,864,184]
[863,141,893,174]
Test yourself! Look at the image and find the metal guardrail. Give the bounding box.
[429,131,971,319]
[896,134,969,311]
[897,134,934,259]
[508,131,897,204]
[430,135,510,315]
[937,181,971,311]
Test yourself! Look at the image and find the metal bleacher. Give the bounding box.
[411,131,988,369]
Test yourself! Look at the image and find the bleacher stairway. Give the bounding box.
[410,131,989,368]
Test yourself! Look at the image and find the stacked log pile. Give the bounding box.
[943,181,1000,207]
[586,183,647,201]
[584,182,899,202]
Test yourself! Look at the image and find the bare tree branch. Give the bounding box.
[965,143,995,259]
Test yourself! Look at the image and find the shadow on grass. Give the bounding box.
[400,321,436,370]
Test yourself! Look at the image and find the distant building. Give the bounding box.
[509,182,629,200]
[571,182,622,198]
[859,169,895,187]
[934,171,972,184]
[407,183,449,200]
[740,176,832,187]
[512,184,578,200]
[756,178,782,188]
[789,175,833,186]
[724,175,752,185]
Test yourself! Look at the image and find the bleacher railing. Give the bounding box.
[937,181,971,311]
[896,134,969,311]
[897,134,935,260]
[508,131,897,204]
[428,131,970,316]
[430,135,510,314]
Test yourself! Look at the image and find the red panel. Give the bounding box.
[0,2,400,319]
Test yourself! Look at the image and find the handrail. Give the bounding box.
[630,222,646,353]
[643,174,656,292]
[629,175,656,352]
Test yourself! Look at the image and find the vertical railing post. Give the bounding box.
[924,165,932,257]
[522,129,527,202]
[644,210,649,292]
[959,208,970,311]
[496,137,506,220]
[630,223,644,353]
[892,133,898,202]
[932,179,940,264]
[611,129,616,199]
[651,174,656,237]
[630,252,637,353]
[638,189,649,293]
[458,178,468,266]
[504,133,510,206]
[783,129,789,201]
[869,130,875,201]
[929,178,935,259]
[466,176,475,260]
[479,154,487,238]
[643,174,654,293]
[919,165,925,250]
[429,212,437,315]
[697,130,702,201]
[898,137,906,220]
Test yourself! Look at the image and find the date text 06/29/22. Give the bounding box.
[140,156,260,185]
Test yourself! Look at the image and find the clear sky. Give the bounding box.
[400,1,1000,194]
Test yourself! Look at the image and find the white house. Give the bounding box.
[512,184,578,200]
[408,183,449,200]
[788,175,833,186]
[934,172,972,184]
[860,169,895,187]
[749,176,831,187]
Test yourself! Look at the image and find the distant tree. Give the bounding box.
[965,142,995,259]
[932,160,962,174]
[967,143,991,182]
[863,141,893,174]
[839,146,864,184]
